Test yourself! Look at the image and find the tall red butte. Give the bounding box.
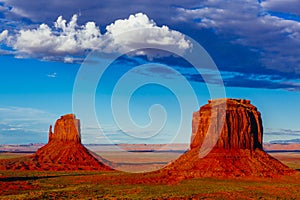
[164,98,295,178]
[0,114,112,171]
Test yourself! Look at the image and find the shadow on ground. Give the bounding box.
[0,172,104,182]
[0,175,60,182]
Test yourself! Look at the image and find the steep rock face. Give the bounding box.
[164,98,294,178]
[191,99,263,150]
[49,114,81,143]
[0,114,112,171]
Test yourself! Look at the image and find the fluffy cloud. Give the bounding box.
[4,14,103,58]
[1,0,300,90]
[0,13,191,62]
[0,30,8,42]
[175,0,300,74]
[105,13,191,54]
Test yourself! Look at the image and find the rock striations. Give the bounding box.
[190,98,263,150]
[48,114,81,143]
[164,98,294,178]
[0,114,112,171]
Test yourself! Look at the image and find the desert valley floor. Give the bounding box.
[0,150,300,199]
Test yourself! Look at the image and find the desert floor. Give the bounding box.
[0,151,299,199]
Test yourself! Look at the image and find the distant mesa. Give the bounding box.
[164,98,295,178]
[0,114,112,171]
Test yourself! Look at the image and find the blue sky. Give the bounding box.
[0,0,300,144]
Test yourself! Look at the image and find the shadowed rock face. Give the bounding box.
[164,98,295,178]
[191,99,263,150]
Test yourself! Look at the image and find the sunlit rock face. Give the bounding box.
[163,99,294,178]
[48,114,81,144]
[191,99,263,150]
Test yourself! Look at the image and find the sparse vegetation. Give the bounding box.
[0,153,31,160]
[0,170,300,199]
[0,152,300,199]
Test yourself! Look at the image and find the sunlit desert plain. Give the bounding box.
[0,151,300,199]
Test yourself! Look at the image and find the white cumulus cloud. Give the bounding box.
[0,13,191,62]
[104,13,191,54]
[0,30,8,42]
[9,14,103,58]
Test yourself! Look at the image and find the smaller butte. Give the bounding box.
[0,114,112,171]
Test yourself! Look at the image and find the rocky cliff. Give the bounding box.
[48,114,81,143]
[0,114,112,171]
[191,98,263,150]
[164,98,294,178]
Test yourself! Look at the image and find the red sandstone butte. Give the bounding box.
[0,114,112,171]
[164,98,295,178]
